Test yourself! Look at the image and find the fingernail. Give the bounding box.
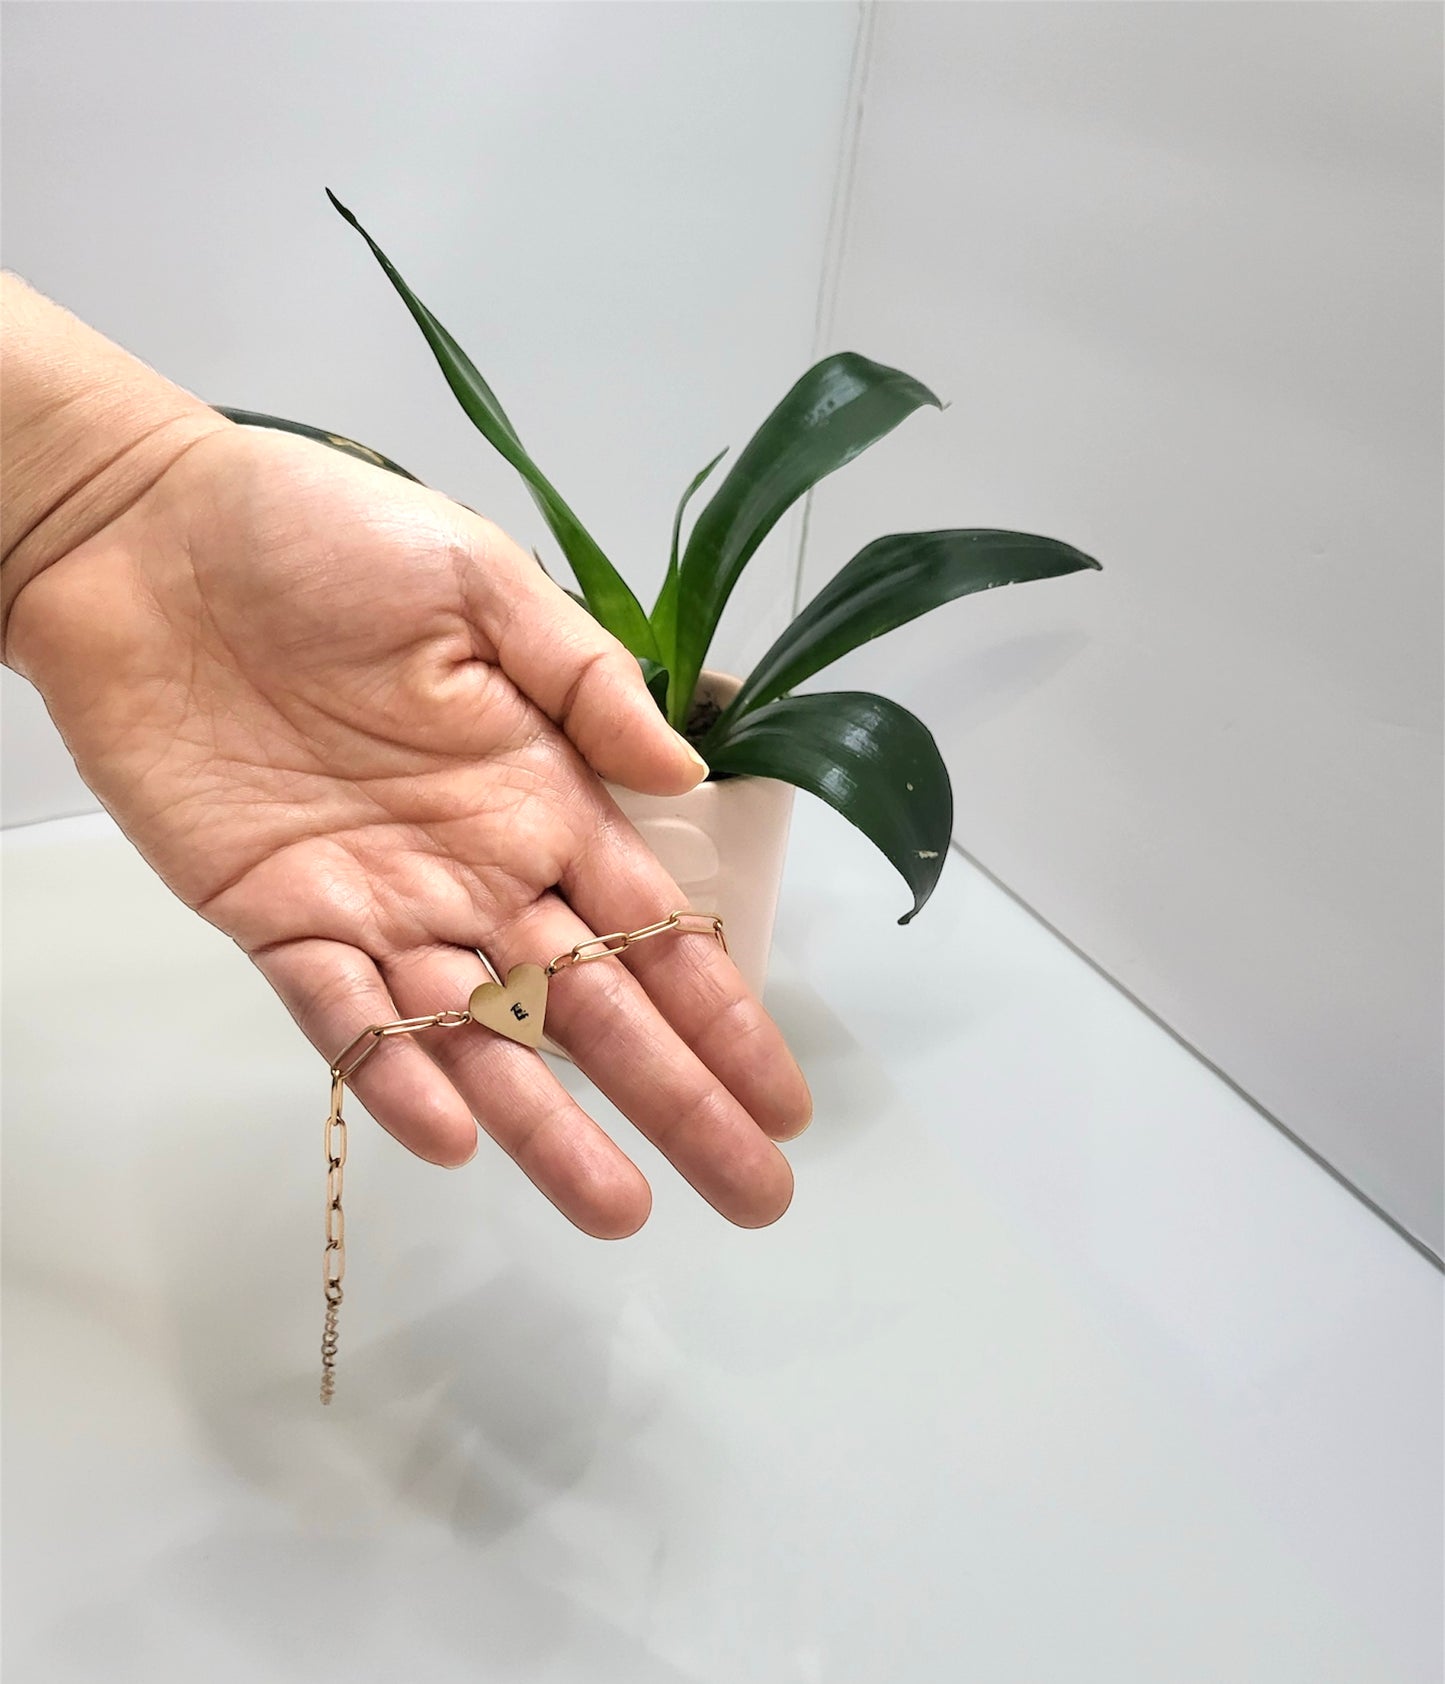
[680,739,709,783]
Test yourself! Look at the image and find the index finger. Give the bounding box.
[561,804,813,1143]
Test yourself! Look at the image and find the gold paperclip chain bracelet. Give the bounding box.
[320,910,727,1403]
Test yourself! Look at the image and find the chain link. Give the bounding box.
[318,912,726,1405]
[318,1008,471,1404]
[545,909,726,975]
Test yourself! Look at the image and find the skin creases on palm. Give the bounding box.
[11,424,810,1237]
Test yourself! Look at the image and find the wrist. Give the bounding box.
[1,272,230,660]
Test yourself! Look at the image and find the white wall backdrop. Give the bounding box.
[799,3,1443,1252]
[0,0,860,819]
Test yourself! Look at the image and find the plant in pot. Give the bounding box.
[219,191,1100,1000]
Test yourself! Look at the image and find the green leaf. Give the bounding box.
[532,547,589,613]
[667,353,941,726]
[722,529,1100,725]
[326,189,659,663]
[702,691,952,923]
[638,658,672,712]
[654,446,728,671]
[213,406,425,482]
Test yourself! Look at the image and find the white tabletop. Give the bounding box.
[4,802,1440,1683]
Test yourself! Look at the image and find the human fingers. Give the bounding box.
[381,939,654,1240]
[561,816,812,1142]
[484,895,795,1229]
[253,937,479,1168]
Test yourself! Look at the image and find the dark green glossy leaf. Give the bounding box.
[702,691,952,923]
[666,353,941,726]
[654,446,728,669]
[327,190,659,662]
[723,529,1100,725]
[214,406,424,482]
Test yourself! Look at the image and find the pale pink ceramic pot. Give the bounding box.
[607,671,795,999]
[541,672,794,1058]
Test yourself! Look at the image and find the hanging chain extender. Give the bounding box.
[320,910,727,1404]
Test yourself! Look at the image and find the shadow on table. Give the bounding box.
[99,969,907,1672]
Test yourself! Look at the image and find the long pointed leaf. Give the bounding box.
[654,446,728,670]
[214,406,425,482]
[326,190,659,662]
[723,529,1100,724]
[668,353,941,724]
[702,691,952,923]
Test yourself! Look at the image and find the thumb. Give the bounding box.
[460,513,708,796]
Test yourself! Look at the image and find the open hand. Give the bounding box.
[7,421,809,1233]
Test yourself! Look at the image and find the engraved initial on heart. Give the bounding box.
[468,963,548,1048]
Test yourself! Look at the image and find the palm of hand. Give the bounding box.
[13,425,807,1233]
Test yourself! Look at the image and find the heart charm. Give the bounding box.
[468,963,548,1048]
